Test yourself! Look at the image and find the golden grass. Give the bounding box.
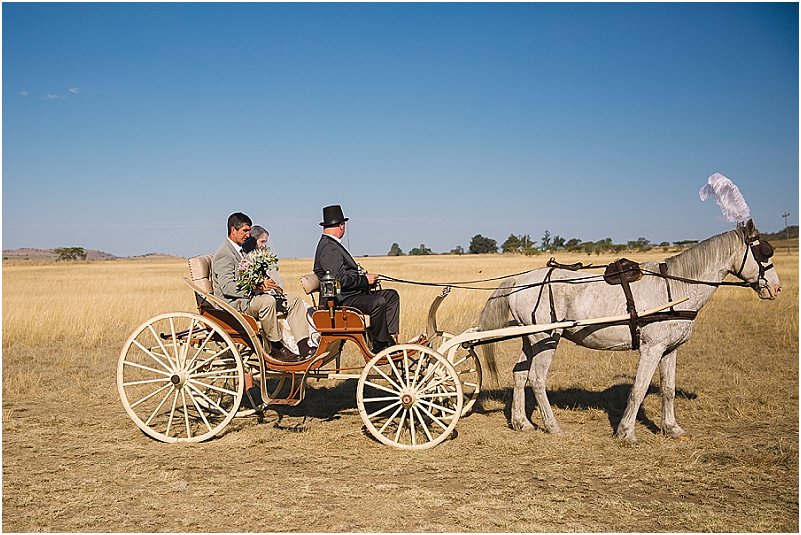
[2,251,798,532]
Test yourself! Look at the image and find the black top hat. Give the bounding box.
[320,205,349,227]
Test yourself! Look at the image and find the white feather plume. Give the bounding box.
[699,172,751,223]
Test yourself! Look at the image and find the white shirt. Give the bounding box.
[227,237,243,258]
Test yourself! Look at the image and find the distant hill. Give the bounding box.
[2,248,183,261]
[3,248,115,260]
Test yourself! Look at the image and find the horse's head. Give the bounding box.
[734,219,781,300]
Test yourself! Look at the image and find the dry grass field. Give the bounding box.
[3,249,798,532]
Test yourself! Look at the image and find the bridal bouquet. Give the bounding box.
[236,248,279,293]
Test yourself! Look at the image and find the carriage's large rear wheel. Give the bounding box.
[118,312,244,443]
[357,344,462,450]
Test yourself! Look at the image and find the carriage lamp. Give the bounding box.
[320,271,340,324]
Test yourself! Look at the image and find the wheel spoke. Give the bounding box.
[412,406,435,443]
[145,387,175,426]
[169,317,180,368]
[377,405,404,434]
[418,375,457,395]
[180,319,196,368]
[187,378,238,397]
[419,391,460,400]
[367,400,402,419]
[185,388,214,434]
[418,398,458,417]
[414,357,445,393]
[364,378,402,397]
[123,359,173,377]
[128,382,172,409]
[132,339,174,373]
[165,389,180,437]
[185,327,215,371]
[393,408,408,443]
[186,345,237,375]
[362,395,400,403]
[123,376,172,387]
[416,402,451,431]
[190,368,240,380]
[147,324,177,370]
[371,365,404,393]
[385,348,406,387]
[180,389,192,439]
[409,407,417,446]
[185,382,231,417]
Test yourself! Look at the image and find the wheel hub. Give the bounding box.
[400,389,417,409]
[170,372,186,388]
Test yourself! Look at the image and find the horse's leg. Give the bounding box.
[511,349,535,431]
[658,349,687,439]
[528,339,562,434]
[616,343,665,443]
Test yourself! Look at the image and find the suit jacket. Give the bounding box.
[212,240,249,310]
[313,234,369,299]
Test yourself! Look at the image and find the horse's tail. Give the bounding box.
[476,277,516,384]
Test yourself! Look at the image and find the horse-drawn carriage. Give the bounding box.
[117,254,485,450]
[118,214,780,449]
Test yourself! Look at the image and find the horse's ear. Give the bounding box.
[745,218,758,238]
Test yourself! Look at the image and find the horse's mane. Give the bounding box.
[665,227,744,279]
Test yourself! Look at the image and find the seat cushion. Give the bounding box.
[188,255,214,295]
[300,273,320,295]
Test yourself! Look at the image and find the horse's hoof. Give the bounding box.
[615,430,638,445]
[511,420,536,432]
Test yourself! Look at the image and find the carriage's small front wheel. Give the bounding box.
[357,344,463,450]
[118,312,244,443]
[440,333,483,416]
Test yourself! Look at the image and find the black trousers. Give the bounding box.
[341,289,400,346]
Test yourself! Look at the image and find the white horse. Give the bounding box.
[478,219,781,443]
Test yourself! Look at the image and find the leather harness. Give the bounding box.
[537,258,698,350]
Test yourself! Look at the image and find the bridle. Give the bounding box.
[735,234,775,290]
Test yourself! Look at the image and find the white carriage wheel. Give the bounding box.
[357,344,463,450]
[117,312,244,443]
[441,333,483,416]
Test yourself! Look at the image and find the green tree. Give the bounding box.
[627,237,651,251]
[387,243,404,256]
[54,247,87,261]
[541,230,551,249]
[501,234,521,253]
[409,244,433,255]
[449,245,465,255]
[468,234,498,254]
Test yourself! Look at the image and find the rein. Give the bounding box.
[379,267,751,291]
[378,233,773,292]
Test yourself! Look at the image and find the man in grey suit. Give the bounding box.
[313,205,400,354]
[212,212,312,361]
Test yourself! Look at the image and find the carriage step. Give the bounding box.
[263,398,302,407]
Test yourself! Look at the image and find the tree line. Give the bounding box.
[387,231,698,257]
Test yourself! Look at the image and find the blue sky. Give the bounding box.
[3,2,798,258]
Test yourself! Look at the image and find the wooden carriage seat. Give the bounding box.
[299,273,370,328]
[187,255,260,343]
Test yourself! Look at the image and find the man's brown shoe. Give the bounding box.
[269,344,303,362]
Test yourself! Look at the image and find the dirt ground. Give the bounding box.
[3,338,797,532]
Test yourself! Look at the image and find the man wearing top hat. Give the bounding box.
[313,205,400,354]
